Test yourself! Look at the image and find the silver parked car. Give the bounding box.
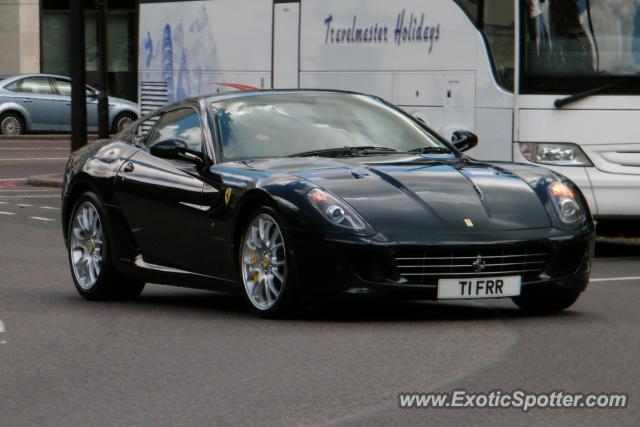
[0,74,140,135]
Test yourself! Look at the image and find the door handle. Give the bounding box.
[23,99,33,103]
[123,162,135,173]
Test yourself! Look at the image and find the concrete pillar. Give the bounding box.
[0,0,40,75]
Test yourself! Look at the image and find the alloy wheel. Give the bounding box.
[70,201,104,290]
[116,115,134,132]
[241,214,286,310]
[1,116,22,135]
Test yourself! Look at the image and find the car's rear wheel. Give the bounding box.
[512,288,581,313]
[111,112,136,134]
[239,208,297,317]
[67,192,145,300]
[0,112,24,136]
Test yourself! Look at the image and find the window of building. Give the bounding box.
[41,0,138,101]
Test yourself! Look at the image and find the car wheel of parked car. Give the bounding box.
[239,208,298,317]
[111,112,137,134]
[512,288,581,313]
[67,191,145,300]
[0,112,24,136]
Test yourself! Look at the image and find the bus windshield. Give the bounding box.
[521,0,640,94]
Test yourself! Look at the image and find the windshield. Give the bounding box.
[212,93,448,160]
[521,0,640,94]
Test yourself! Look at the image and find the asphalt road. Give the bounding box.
[0,138,639,426]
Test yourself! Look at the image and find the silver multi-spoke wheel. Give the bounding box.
[1,115,22,135]
[115,115,134,132]
[70,202,103,290]
[241,213,286,310]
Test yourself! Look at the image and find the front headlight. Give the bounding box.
[519,142,593,167]
[307,188,366,230]
[548,181,584,224]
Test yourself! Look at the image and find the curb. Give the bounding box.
[27,173,64,188]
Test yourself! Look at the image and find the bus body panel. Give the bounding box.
[139,0,640,217]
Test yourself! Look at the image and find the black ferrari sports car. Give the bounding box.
[62,90,595,316]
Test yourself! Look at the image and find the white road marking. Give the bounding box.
[591,276,640,283]
[0,178,26,181]
[0,147,69,150]
[40,206,60,210]
[0,191,50,194]
[0,195,59,198]
[29,216,55,222]
[0,320,6,344]
[0,158,67,161]
[16,203,32,207]
[0,211,16,215]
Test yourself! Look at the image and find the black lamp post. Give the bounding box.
[70,0,87,152]
[96,0,110,139]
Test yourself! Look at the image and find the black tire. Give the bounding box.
[238,207,299,318]
[67,191,145,301]
[512,288,581,313]
[111,112,137,134]
[0,112,25,135]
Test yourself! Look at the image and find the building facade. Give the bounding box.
[0,0,138,101]
[0,1,40,76]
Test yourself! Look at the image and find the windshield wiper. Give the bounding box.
[554,81,625,109]
[292,146,399,157]
[407,146,452,155]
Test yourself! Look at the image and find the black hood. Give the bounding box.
[246,156,552,242]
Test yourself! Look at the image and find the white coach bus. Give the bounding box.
[139,0,640,218]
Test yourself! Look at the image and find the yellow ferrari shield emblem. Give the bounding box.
[224,188,232,205]
[464,218,474,227]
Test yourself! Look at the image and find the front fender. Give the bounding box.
[109,102,140,124]
[0,101,32,130]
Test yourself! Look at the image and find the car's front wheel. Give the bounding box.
[512,288,581,313]
[111,112,137,134]
[0,112,24,135]
[67,192,145,300]
[239,208,297,317]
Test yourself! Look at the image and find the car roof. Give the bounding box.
[0,73,71,83]
[204,89,373,104]
[135,90,377,124]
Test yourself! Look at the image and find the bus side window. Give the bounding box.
[482,0,515,91]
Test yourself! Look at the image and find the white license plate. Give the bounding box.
[437,276,521,300]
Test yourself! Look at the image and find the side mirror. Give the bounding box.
[451,130,478,152]
[87,89,99,99]
[150,139,203,165]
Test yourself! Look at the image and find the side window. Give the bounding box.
[130,114,162,144]
[19,77,55,95]
[4,79,22,92]
[54,79,72,96]
[146,108,203,153]
[54,79,96,97]
[482,0,515,91]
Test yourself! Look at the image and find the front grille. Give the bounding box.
[394,245,551,285]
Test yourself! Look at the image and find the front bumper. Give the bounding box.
[288,228,595,300]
